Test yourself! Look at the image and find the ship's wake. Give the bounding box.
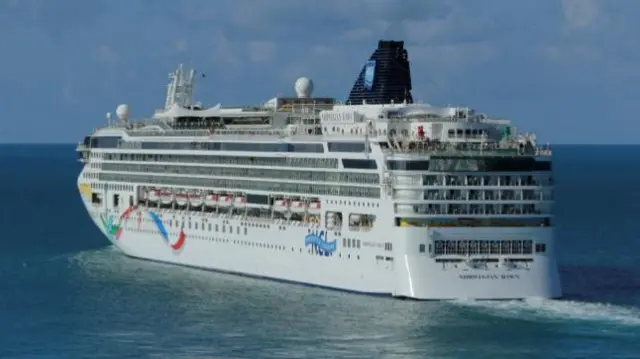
[452,297,640,327]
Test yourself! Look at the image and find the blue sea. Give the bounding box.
[0,144,639,358]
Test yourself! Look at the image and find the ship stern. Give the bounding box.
[392,225,562,300]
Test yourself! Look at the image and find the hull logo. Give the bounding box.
[305,229,337,256]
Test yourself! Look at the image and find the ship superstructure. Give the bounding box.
[76,40,561,300]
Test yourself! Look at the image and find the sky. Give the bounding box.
[0,0,639,144]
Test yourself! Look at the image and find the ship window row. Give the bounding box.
[98,173,381,198]
[327,142,370,153]
[89,136,325,153]
[400,203,549,215]
[397,218,552,227]
[433,240,534,256]
[424,189,553,201]
[447,128,489,139]
[342,238,362,249]
[389,157,551,172]
[90,136,121,148]
[101,163,380,184]
[342,159,377,170]
[103,153,339,169]
[423,174,553,187]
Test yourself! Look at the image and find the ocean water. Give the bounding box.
[0,144,638,359]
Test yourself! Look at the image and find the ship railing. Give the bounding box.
[210,128,288,137]
[386,114,510,124]
[128,129,212,137]
[383,142,552,157]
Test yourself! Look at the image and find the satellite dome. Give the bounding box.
[294,77,314,98]
[116,104,129,121]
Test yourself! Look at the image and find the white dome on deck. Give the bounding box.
[116,104,129,121]
[294,77,314,98]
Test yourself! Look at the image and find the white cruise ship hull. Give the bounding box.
[83,202,562,300]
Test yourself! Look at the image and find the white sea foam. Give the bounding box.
[453,297,640,326]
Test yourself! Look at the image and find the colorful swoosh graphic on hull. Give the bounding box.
[100,205,137,241]
[148,211,186,251]
[100,206,187,252]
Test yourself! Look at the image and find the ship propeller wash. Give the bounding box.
[76,40,561,300]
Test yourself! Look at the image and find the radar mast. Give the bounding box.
[164,64,196,110]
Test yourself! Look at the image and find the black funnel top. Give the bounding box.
[346,40,413,105]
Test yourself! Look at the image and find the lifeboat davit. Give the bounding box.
[139,187,148,201]
[160,189,174,204]
[189,190,204,207]
[204,193,218,207]
[218,194,232,207]
[175,191,188,206]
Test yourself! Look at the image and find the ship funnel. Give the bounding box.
[347,40,413,105]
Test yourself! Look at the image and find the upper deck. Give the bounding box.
[79,40,550,161]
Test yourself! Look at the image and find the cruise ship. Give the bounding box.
[76,40,562,300]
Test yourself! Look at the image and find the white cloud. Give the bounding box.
[247,41,277,62]
[411,42,497,71]
[561,0,600,28]
[209,32,237,65]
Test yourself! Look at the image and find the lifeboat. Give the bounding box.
[204,193,218,207]
[273,199,288,211]
[175,191,188,206]
[308,200,321,213]
[160,189,174,204]
[148,189,159,203]
[290,200,305,212]
[189,190,204,207]
[233,196,247,208]
[218,194,232,207]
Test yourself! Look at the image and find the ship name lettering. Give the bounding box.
[458,274,520,280]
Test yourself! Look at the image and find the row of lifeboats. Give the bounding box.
[273,199,321,213]
[143,188,245,208]
[141,188,321,212]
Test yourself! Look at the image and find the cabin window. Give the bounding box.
[113,194,120,207]
[342,159,377,169]
[387,160,430,171]
[89,136,121,148]
[328,142,369,152]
